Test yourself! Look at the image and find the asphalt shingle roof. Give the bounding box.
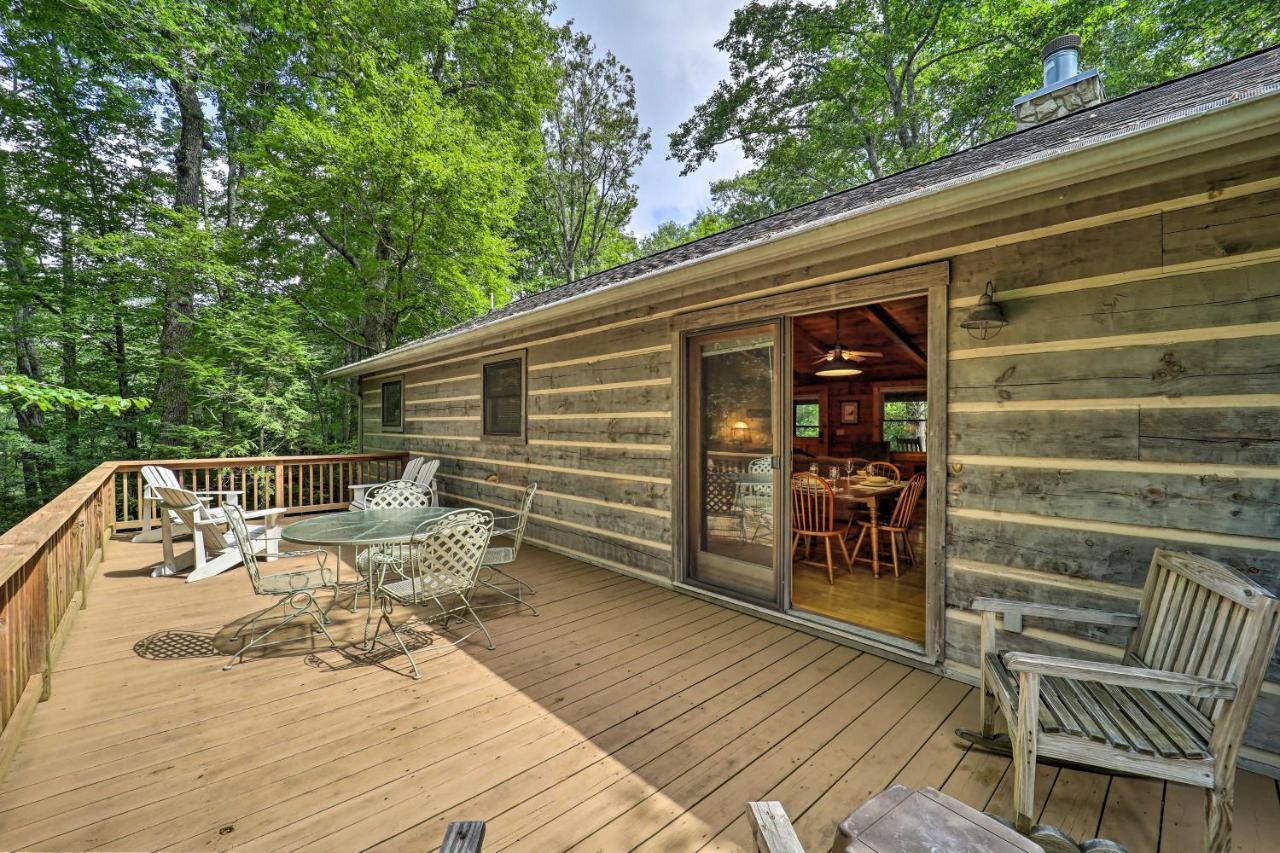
[336,46,1280,376]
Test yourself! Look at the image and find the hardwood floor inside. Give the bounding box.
[791,509,927,644]
[0,532,1276,851]
[791,556,926,644]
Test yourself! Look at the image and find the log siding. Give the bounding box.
[360,138,1280,770]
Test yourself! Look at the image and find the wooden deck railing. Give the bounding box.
[0,451,406,774]
[112,454,409,530]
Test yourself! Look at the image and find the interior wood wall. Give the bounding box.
[360,138,1280,769]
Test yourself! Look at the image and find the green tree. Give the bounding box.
[249,64,531,356]
[518,30,651,288]
[674,0,1280,222]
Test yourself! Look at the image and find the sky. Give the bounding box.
[551,1,751,236]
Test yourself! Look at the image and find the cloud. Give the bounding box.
[552,1,751,236]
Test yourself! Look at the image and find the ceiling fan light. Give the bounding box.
[814,365,863,377]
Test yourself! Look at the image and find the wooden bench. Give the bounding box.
[969,548,1280,853]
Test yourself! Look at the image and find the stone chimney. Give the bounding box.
[1013,35,1104,129]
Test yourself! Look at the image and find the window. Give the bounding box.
[483,355,525,438]
[380,380,403,431]
[794,399,820,438]
[882,391,927,448]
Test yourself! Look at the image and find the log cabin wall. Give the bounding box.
[358,131,1280,771]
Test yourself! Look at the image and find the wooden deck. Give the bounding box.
[0,535,1277,852]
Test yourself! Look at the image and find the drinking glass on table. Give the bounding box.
[828,465,840,483]
[844,459,856,479]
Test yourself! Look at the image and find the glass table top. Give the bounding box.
[282,508,457,546]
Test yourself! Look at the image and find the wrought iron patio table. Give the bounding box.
[282,507,459,645]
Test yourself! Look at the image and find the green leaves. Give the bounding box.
[0,374,149,414]
[675,0,1280,222]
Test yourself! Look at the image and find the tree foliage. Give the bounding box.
[517,29,651,288]
[674,0,1280,221]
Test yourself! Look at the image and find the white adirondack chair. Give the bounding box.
[151,485,286,582]
[348,457,439,510]
[132,464,242,544]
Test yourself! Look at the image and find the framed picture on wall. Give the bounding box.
[840,401,860,424]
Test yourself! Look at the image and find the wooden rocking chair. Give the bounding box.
[962,548,1280,852]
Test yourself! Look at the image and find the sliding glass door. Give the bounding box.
[684,322,781,605]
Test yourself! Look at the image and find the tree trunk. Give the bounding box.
[59,216,79,455]
[155,72,204,448]
[110,294,139,450]
[11,300,48,502]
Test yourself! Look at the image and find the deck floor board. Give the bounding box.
[0,535,1275,851]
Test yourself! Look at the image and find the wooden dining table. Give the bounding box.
[831,476,907,578]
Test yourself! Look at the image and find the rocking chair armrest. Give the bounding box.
[348,482,387,491]
[1002,653,1237,700]
[971,597,1139,628]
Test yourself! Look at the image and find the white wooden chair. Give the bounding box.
[349,457,439,510]
[132,464,242,543]
[151,485,286,582]
[968,548,1280,852]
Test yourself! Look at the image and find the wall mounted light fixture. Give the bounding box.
[960,281,1009,340]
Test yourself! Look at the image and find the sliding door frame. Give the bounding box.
[679,319,787,608]
[671,261,949,665]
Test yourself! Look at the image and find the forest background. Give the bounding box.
[2,0,1276,529]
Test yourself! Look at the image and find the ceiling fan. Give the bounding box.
[812,312,881,377]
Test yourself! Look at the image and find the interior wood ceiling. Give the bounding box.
[793,295,928,382]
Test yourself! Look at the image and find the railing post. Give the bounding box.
[38,554,52,702]
[274,462,286,509]
[77,514,87,607]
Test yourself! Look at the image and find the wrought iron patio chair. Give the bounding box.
[355,479,436,583]
[478,483,539,615]
[367,509,496,678]
[740,457,775,544]
[221,504,338,671]
[705,468,746,542]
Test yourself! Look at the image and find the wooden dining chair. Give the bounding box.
[865,461,901,480]
[790,472,853,585]
[850,472,925,577]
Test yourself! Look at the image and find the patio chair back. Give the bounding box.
[410,458,440,488]
[790,472,835,535]
[401,509,494,599]
[222,503,266,594]
[151,484,227,556]
[507,483,538,556]
[747,456,772,475]
[705,470,739,516]
[1127,549,1280,733]
[366,479,434,510]
[401,456,426,483]
[141,464,183,491]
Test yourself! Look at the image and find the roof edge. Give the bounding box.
[328,82,1280,380]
